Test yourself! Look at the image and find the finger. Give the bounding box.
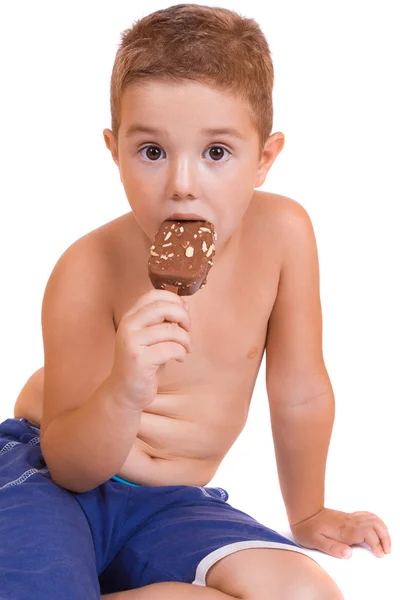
[125,289,188,317]
[147,341,188,365]
[380,534,392,555]
[352,511,387,529]
[350,512,391,546]
[370,521,392,554]
[364,529,385,558]
[317,535,352,559]
[137,322,193,353]
[126,301,191,333]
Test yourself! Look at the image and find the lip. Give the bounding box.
[167,213,207,221]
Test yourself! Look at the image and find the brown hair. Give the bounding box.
[110,4,274,151]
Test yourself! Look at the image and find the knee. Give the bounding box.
[14,367,44,421]
[282,570,344,600]
[15,367,44,401]
[261,556,343,600]
[208,549,343,600]
[243,569,343,600]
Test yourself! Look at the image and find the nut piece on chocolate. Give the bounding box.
[148,220,216,296]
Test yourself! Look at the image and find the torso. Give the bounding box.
[17,191,285,486]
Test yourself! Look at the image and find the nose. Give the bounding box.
[167,155,199,200]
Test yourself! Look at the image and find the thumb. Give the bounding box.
[316,536,352,559]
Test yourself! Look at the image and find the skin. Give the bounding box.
[13,81,390,599]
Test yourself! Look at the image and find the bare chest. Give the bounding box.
[111,239,280,406]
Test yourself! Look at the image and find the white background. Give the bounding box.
[0,1,398,597]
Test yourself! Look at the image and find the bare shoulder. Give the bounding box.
[41,212,138,333]
[68,211,136,256]
[51,212,136,282]
[248,190,313,230]
[245,190,316,261]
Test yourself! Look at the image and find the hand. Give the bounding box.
[291,507,391,559]
[109,289,192,410]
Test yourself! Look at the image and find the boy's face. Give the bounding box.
[104,81,284,248]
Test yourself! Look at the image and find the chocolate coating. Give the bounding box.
[148,220,216,295]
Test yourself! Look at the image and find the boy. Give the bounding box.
[2,4,390,599]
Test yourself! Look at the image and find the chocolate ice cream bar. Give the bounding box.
[148,220,216,295]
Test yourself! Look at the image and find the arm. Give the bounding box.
[265,198,391,559]
[40,237,142,494]
[265,198,333,527]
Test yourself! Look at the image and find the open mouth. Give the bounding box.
[167,213,207,221]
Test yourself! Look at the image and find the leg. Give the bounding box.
[101,581,237,599]
[97,484,341,598]
[207,548,343,600]
[100,549,343,600]
[0,417,100,599]
[13,366,44,426]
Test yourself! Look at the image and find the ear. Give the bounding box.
[103,128,120,166]
[254,132,285,188]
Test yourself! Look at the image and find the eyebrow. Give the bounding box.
[124,124,245,140]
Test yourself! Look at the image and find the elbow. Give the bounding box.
[268,381,334,409]
[52,478,94,495]
[40,439,96,494]
[268,389,336,428]
[45,464,98,494]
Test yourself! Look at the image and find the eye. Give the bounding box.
[137,144,231,162]
[204,146,231,162]
[138,145,166,162]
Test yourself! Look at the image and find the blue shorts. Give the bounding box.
[0,417,308,598]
